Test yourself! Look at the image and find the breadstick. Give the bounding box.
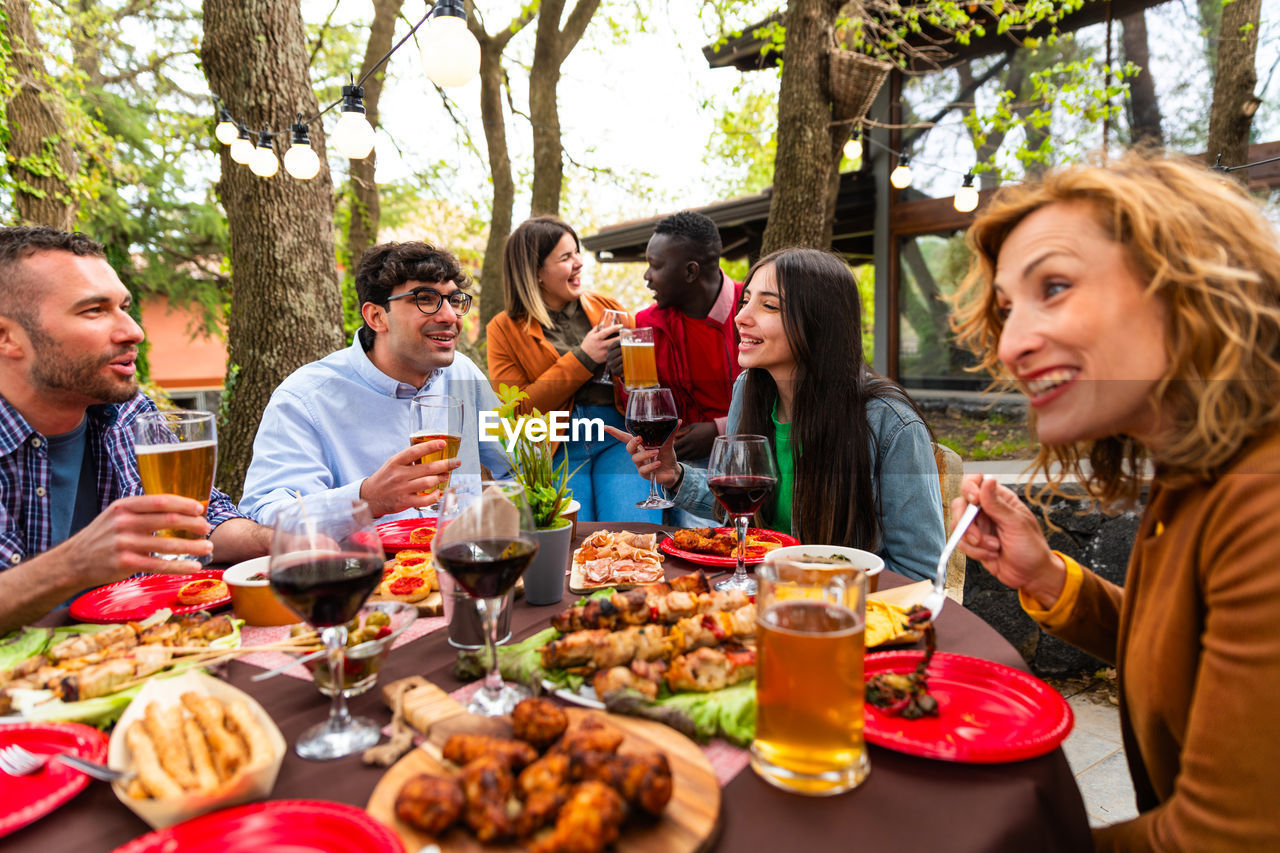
[183,717,220,791]
[181,692,246,781]
[125,721,185,799]
[224,698,273,769]
[144,701,198,790]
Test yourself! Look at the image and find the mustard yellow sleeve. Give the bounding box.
[1019,551,1085,632]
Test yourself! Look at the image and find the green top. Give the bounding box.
[771,405,793,534]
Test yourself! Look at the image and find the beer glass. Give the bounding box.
[133,409,217,561]
[410,394,463,495]
[619,327,659,390]
[751,557,869,795]
[595,309,629,385]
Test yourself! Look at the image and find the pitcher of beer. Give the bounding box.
[751,556,870,795]
[133,409,217,562]
[619,327,659,390]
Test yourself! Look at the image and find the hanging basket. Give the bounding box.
[829,48,894,124]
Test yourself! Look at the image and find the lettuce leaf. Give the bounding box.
[654,681,757,746]
[0,627,53,672]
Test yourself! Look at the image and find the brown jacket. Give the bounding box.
[486,292,628,415]
[1036,428,1280,851]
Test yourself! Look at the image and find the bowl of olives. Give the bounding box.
[292,601,417,697]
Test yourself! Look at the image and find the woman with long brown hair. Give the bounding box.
[613,246,945,582]
[951,151,1280,850]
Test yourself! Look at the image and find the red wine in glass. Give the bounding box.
[625,415,679,448]
[708,475,775,517]
[270,553,383,627]
[434,538,537,599]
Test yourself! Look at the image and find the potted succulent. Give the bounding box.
[493,385,580,605]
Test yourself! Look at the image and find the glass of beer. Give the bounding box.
[751,557,869,795]
[411,394,463,495]
[133,409,218,561]
[620,327,659,390]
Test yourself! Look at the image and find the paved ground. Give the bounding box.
[1056,678,1138,828]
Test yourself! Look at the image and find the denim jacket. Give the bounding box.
[668,376,945,582]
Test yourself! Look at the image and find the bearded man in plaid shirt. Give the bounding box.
[0,226,271,632]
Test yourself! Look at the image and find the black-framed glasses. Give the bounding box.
[386,287,473,316]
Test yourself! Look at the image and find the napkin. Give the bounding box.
[436,484,520,545]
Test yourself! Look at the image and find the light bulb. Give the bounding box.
[333,111,375,159]
[420,14,480,87]
[230,129,255,164]
[890,159,913,189]
[215,120,238,145]
[250,144,278,177]
[843,137,862,162]
[954,175,979,213]
[284,144,321,180]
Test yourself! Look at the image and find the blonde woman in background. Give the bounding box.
[486,216,658,522]
[951,151,1280,851]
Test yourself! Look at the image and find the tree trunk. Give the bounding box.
[2,0,78,229]
[201,0,344,500]
[1121,11,1163,147]
[761,0,841,255]
[474,35,516,329]
[345,0,403,269]
[528,0,600,217]
[1205,0,1261,174]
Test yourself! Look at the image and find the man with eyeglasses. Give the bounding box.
[240,241,509,524]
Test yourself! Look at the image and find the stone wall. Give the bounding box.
[960,485,1144,675]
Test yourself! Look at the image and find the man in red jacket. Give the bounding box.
[608,211,742,524]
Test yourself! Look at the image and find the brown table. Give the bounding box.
[2,522,1091,852]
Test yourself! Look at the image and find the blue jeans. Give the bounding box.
[557,405,661,524]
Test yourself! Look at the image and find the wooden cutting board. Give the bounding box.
[365,680,721,853]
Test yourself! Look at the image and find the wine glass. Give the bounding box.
[269,498,385,760]
[707,435,778,594]
[133,409,217,563]
[433,481,539,716]
[595,309,629,384]
[625,387,679,509]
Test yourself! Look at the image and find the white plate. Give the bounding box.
[541,679,604,710]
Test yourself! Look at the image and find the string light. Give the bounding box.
[214,100,238,145]
[210,1,482,179]
[229,125,255,165]
[332,84,377,159]
[249,127,280,177]
[283,119,321,180]
[890,155,913,189]
[419,0,480,88]
[842,128,863,162]
[953,172,979,212]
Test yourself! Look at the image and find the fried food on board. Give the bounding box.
[175,578,229,607]
[512,696,568,750]
[125,692,272,799]
[671,527,785,561]
[378,550,437,603]
[392,699,672,853]
[442,733,537,771]
[572,530,665,586]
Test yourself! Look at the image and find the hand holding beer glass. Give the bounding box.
[752,557,870,795]
[132,409,217,562]
[594,309,629,384]
[410,394,463,496]
[619,327,659,390]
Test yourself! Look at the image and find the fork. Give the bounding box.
[0,744,131,782]
[918,501,981,620]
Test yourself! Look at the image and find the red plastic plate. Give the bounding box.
[111,799,405,853]
[375,517,437,553]
[0,722,109,838]
[659,527,799,568]
[864,651,1074,763]
[68,569,228,623]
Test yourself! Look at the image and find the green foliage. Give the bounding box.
[492,384,580,529]
[703,79,779,197]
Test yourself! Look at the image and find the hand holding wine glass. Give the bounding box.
[433,481,539,716]
[708,435,777,594]
[269,498,385,760]
[625,388,679,509]
[594,309,628,384]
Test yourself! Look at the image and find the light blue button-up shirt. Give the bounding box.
[239,339,510,525]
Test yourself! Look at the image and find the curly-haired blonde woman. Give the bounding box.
[951,152,1280,851]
